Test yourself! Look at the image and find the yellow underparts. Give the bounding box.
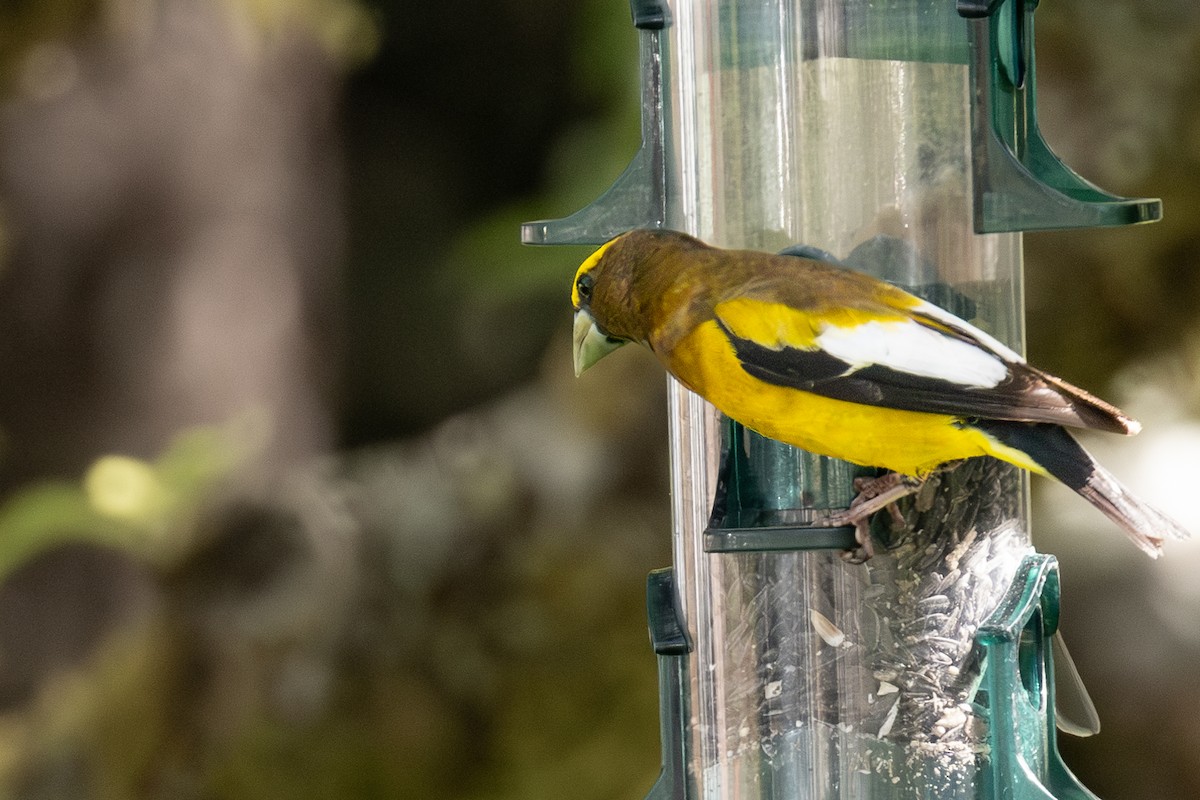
[666,321,1048,478]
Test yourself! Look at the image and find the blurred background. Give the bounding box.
[0,0,1197,798]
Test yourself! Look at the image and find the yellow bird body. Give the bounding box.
[665,307,1041,478]
[570,228,1189,556]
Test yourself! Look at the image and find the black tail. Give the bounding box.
[973,421,1190,558]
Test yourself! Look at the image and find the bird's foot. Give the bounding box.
[812,472,925,563]
[839,519,875,564]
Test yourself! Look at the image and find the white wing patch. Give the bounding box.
[815,316,1011,389]
[910,300,1026,363]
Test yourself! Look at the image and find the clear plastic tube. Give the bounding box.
[662,1,1033,797]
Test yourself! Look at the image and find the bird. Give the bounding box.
[571,228,1190,558]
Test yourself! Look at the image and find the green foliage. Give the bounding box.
[0,420,255,585]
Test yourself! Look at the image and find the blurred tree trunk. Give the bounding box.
[0,0,343,488]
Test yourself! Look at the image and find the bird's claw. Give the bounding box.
[840,517,875,564]
[815,472,926,562]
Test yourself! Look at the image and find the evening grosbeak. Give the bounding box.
[571,228,1189,557]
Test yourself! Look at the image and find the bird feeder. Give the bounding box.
[523,0,1159,797]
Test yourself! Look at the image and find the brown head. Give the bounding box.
[571,228,712,376]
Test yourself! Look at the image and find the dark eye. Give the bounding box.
[576,273,594,301]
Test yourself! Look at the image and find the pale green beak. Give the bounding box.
[573,309,625,376]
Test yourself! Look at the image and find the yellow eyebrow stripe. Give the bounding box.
[572,236,621,308]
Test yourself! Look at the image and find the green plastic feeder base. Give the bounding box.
[975,554,1101,800]
[642,555,1100,799]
